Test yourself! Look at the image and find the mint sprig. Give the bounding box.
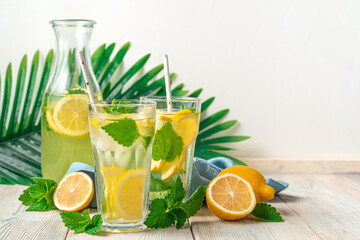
[150,175,175,192]
[180,105,197,113]
[67,89,86,94]
[60,209,102,234]
[104,98,135,114]
[152,122,184,162]
[251,203,284,222]
[101,118,140,147]
[18,178,57,211]
[144,176,207,229]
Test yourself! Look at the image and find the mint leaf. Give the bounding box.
[61,209,102,235]
[145,177,206,229]
[68,89,86,94]
[142,136,152,149]
[61,211,89,231]
[46,185,57,208]
[150,175,174,192]
[166,177,186,208]
[19,188,34,206]
[180,105,197,113]
[101,118,140,147]
[170,207,188,229]
[152,122,184,162]
[85,214,103,234]
[182,186,207,217]
[251,203,284,222]
[27,198,55,211]
[144,198,176,229]
[104,99,135,114]
[19,178,57,211]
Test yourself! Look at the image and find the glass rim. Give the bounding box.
[49,19,96,27]
[88,99,156,107]
[140,96,201,103]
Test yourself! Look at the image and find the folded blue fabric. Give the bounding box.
[189,157,289,196]
[65,157,288,208]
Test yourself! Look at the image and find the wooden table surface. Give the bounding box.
[1,173,360,240]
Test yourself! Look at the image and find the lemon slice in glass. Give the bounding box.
[114,169,147,220]
[52,95,90,136]
[100,167,126,220]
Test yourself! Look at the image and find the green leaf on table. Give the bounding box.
[152,122,183,163]
[144,198,176,229]
[18,188,34,206]
[145,176,206,230]
[167,176,186,207]
[170,206,189,229]
[60,209,103,235]
[101,118,140,147]
[18,177,57,211]
[182,186,207,217]
[251,203,284,222]
[85,214,103,234]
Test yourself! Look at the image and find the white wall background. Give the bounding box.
[1,0,360,160]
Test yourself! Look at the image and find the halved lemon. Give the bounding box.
[53,172,94,212]
[100,167,126,220]
[52,95,90,137]
[206,173,256,220]
[114,169,147,220]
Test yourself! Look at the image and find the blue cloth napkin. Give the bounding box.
[189,157,288,196]
[65,158,288,208]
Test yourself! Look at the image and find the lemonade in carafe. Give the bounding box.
[41,20,102,182]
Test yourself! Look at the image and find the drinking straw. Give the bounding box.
[163,54,173,112]
[77,51,98,109]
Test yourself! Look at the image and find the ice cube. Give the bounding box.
[93,128,118,152]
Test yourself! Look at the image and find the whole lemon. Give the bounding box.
[218,166,275,203]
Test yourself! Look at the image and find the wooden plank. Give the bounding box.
[273,173,360,239]
[0,185,68,240]
[244,159,360,173]
[0,185,26,216]
[66,209,194,240]
[189,202,319,240]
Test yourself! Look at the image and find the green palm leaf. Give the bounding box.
[0,42,249,185]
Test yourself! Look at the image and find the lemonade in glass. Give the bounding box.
[88,100,156,232]
[140,96,201,200]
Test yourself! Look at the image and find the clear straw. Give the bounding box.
[77,50,98,110]
[163,54,173,112]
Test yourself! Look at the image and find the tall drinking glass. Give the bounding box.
[88,100,156,233]
[140,96,201,200]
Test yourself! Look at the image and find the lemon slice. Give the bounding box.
[53,172,94,212]
[175,115,199,147]
[151,159,163,173]
[206,173,256,220]
[114,169,147,220]
[100,167,126,220]
[53,95,90,136]
[46,110,62,134]
[158,110,199,147]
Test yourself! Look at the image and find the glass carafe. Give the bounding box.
[41,19,102,182]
